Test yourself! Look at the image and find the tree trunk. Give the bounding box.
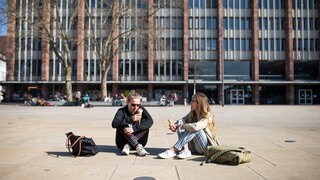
[101,69,108,100]
[65,67,73,102]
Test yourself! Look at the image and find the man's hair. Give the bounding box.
[126,90,142,103]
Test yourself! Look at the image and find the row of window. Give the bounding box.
[291,0,320,9]
[223,17,252,30]
[155,17,183,29]
[293,39,320,51]
[259,39,286,51]
[223,39,252,51]
[15,59,320,82]
[258,0,285,9]
[223,0,252,9]
[189,38,218,50]
[189,17,217,29]
[293,18,320,30]
[258,18,285,30]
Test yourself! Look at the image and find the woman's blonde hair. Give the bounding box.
[190,92,216,134]
[126,90,142,103]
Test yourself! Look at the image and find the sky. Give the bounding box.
[0,0,7,36]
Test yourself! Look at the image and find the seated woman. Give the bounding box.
[158,92,218,159]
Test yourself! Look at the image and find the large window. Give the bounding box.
[259,61,285,80]
[294,61,319,80]
[224,61,250,80]
[189,60,216,81]
[154,59,183,81]
[119,59,147,81]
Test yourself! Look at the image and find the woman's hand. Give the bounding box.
[169,123,180,132]
[124,127,134,135]
[131,114,142,123]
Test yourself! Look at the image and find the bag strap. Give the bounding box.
[66,134,84,157]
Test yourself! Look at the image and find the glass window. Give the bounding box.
[188,0,193,8]
[259,61,285,79]
[229,0,234,8]
[263,18,268,29]
[229,18,234,29]
[229,39,234,50]
[224,38,228,50]
[259,18,262,29]
[294,61,319,80]
[235,38,240,51]
[224,61,251,80]
[223,0,228,8]
[235,18,240,29]
[200,17,205,29]
[235,0,239,8]
[223,18,228,29]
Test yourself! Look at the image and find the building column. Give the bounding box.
[252,0,259,81]
[285,0,294,81]
[112,1,119,81]
[6,1,16,81]
[41,84,48,99]
[217,0,223,104]
[251,0,260,105]
[286,84,294,105]
[252,84,260,105]
[41,1,51,81]
[183,0,189,81]
[76,0,85,81]
[147,0,154,81]
[112,84,118,96]
[4,84,13,101]
[147,84,153,101]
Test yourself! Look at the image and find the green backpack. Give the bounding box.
[201,145,251,166]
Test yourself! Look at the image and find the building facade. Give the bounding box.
[3,0,320,104]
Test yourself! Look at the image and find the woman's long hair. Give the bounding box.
[190,92,216,135]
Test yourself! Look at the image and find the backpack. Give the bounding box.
[201,145,251,166]
[65,132,99,157]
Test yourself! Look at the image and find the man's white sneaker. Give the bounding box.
[136,144,149,156]
[176,149,192,159]
[121,144,130,155]
[158,150,176,159]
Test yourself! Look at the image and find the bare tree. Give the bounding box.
[86,0,182,100]
[7,0,82,102]
[85,0,148,100]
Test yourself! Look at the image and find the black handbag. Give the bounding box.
[65,132,99,157]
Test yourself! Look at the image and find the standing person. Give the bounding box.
[112,90,154,156]
[75,91,81,106]
[158,92,218,159]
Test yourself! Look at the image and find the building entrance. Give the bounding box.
[230,89,244,104]
[298,89,312,105]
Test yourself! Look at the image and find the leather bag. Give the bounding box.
[65,132,99,157]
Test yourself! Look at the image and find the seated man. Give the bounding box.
[111,90,154,156]
[82,94,92,108]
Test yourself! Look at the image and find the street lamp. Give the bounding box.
[220,24,225,107]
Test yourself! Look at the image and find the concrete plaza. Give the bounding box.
[0,104,319,180]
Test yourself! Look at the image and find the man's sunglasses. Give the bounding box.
[131,103,141,107]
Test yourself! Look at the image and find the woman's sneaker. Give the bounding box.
[158,150,176,159]
[176,150,191,159]
[136,144,149,156]
[121,144,130,155]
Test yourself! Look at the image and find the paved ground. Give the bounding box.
[0,104,319,180]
